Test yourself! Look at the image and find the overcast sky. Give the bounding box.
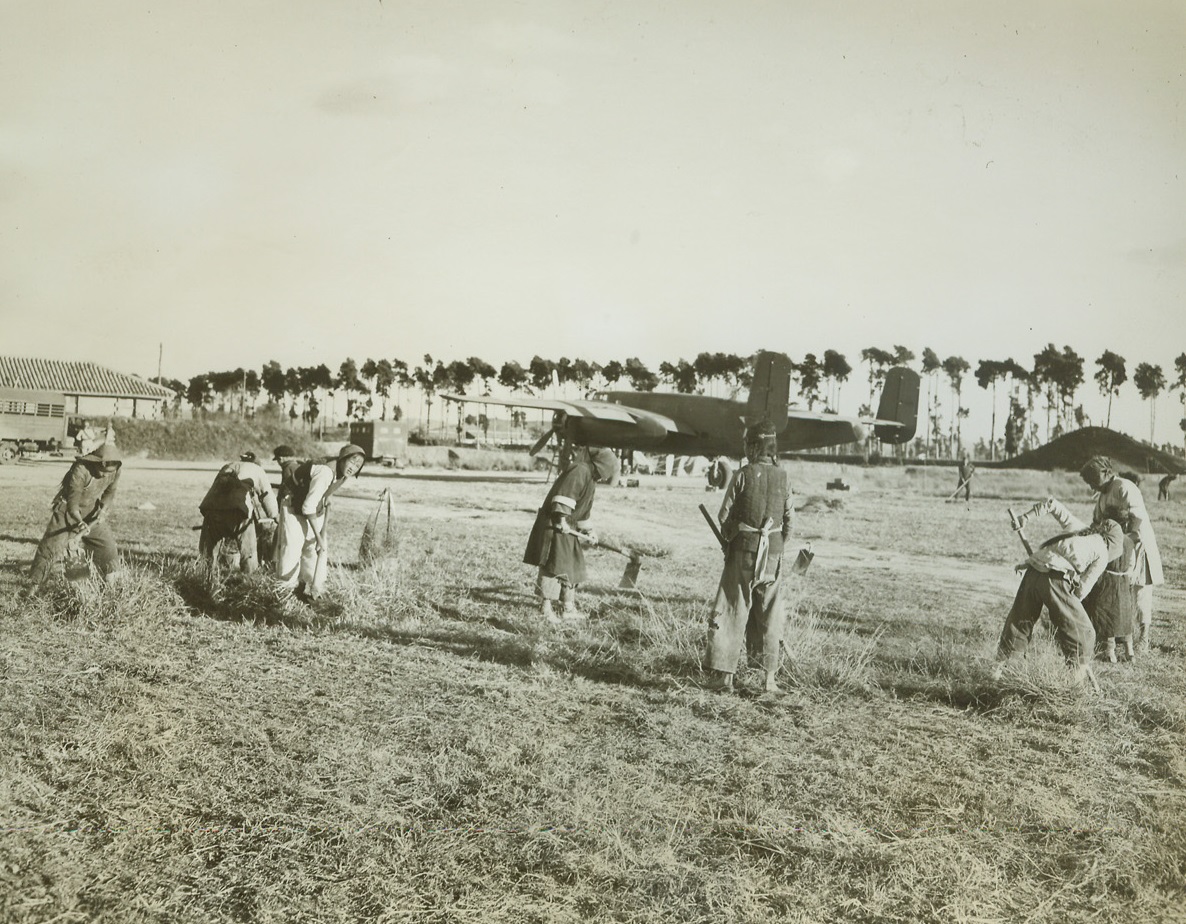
[2,1,1183,443]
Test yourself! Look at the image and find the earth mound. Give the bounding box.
[994,426,1185,475]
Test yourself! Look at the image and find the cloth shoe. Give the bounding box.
[561,604,585,622]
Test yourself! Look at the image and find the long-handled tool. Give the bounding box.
[945,474,975,502]
[593,537,644,589]
[700,503,813,574]
[699,503,726,552]
[307,503,330,594]
[1006,506,1100,693]
[1006,507,1034,556]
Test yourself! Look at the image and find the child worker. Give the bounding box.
[523,446,618,622]
[705,420,794,695]
[998,506,1126,681]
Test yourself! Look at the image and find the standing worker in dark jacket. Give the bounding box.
[706,421,794,693]
[29,443,123,585]
[523,446,618,621]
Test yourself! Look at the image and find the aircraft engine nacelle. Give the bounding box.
[566,414,667,451]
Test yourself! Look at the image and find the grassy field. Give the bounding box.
[1,458,1184,923]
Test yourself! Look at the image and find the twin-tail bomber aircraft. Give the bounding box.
[441,352,920,461]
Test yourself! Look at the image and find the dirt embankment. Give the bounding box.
[992,426,1185,475]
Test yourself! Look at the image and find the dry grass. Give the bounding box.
[0,459,1183,923]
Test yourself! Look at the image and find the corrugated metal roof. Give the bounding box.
[0,356,175,399]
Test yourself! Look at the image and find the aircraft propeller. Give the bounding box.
[529,410,568,456]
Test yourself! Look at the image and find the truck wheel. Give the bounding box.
[0,442,18,464]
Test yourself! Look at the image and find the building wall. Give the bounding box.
[72,395,165,419]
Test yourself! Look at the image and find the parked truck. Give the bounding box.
[348,419,407,466]
[0,386,69,462]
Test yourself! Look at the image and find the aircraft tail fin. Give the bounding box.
[873,367,920,444]
[745,351,792,434]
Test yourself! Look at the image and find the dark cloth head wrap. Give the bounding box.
[588,448,618,483]
[745,419,779,462]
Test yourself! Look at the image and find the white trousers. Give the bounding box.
[275,504,327,595]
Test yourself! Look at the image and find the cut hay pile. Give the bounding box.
[796,494,845,513]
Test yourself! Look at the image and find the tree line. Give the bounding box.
[160,347,1186,459]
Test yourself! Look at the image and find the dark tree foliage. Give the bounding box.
[624,357,659,391]
[797,353,823,409]
[601,360,624,385]
[498,361,529,393]
[261,361,286,403]
[1094,350,1127,427]
[528,356,556,393]
[659,359,698,394]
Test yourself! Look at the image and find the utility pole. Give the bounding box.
[156,343,163,384]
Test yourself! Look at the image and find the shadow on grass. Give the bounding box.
[875,647,1108,721]
[158,561,698,693]
[580,584,707,607]
[0,534,39,545]
[814,606,885,638]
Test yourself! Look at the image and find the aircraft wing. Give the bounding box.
[440,392,698,436]
[439,392,637,423]
[785,408,858,424]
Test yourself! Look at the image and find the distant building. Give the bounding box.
[0,356,175,418]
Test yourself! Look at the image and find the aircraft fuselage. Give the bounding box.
[577,391,864,457]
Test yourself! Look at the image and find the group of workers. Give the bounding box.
[998,454,1164,678]
[524,421,793,693]
[28,442,368,604]
[24,428,1170,693]
[525,435,1169,693]
[196,443,367,601]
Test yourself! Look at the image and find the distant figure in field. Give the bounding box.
[705,420,794,695]
[198,450,278,574]
[523,446,618,622]
[73,422,98,456]
[277,444,366,602]
[1159,473,1177,501]
[999,513,1124,680]
[29,443,123,586]
[956,453,975,501]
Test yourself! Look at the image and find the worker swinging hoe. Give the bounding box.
[441,351,920,465]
